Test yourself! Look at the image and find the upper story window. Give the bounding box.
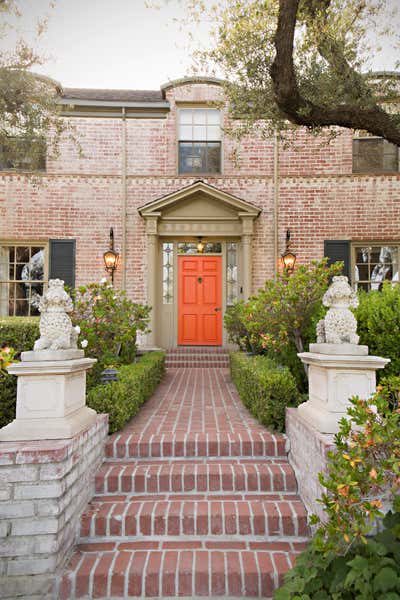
[178,108,221,174]
[0,137,46,172]
[352,136,399,173]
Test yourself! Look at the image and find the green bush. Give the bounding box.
[0,318,40,428]
[275,389,400,599]
[230,352,301,431]
[224,260,341,392]
[87,351,165,434]
[0,317,39,357]
[356,283,400,380]
[275,505,400,600]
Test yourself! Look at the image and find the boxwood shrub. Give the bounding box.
[87,351,165,434]
[230,351,301,432]
[0,317,40,428]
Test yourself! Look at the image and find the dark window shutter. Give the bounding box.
[49,239,76,289]
[324,240,351,280]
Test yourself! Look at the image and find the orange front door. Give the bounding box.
[178,256,222,345]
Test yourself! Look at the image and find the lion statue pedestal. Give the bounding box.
[296,276,389,434]
[0,280,97,441]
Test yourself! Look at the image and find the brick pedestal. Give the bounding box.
[0,415,108,600]
[286,408,335,521]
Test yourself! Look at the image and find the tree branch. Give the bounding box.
[270,0,400,146]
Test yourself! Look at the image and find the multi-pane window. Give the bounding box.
[178,109,221,174]
[0,137,46,172]
[352,137,399,173]
[226,242,238,306]
[162,242,174,304]
[0,244,47,316]
[177,242,222,255]
[353,244,399,291]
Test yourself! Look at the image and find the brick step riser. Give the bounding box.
[165,364,230,369]
[57,548,297,599]
[80,502,309,539]
[167,348,229,354]
[95,471,297,495]
[105,439,287,460]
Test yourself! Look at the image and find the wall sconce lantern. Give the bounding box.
[197,237,205,254]
[103,227,119,284]
[281,229,296,274]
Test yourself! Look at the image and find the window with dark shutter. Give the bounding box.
[324,240,350,280]
[49,239,76,290]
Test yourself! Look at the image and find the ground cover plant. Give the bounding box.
[87,351,165,434]
[230,351,300,431]
[275,383,400,599]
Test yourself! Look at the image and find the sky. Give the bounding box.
[2,0,400,91]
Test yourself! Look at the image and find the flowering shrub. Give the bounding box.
[225,260,342,389]
[72,281,151,385]
[0,346,15,376]
[275,386,400,599]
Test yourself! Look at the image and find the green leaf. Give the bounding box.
[373,567,399,593]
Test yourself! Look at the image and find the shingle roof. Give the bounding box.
[61,88,164,103]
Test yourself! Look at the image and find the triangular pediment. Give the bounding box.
[138,181,261,219]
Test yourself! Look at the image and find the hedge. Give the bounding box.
[0,318,40,428]
[87,351,165,434]
[230,352,301,432]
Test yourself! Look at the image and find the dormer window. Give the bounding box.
[178,108,221,174]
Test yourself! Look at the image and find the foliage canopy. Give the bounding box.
[181,0,400,145]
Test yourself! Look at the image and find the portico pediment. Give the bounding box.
[138,181,261,236]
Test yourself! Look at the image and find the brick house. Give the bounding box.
[1,76,399,348]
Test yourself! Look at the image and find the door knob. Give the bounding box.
[214,307,221,311]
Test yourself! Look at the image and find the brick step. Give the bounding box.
[165,361,230,368]
[95,461,297,495]
[106,431,287,459]
[57,544,304,599]
[167,350,230,354]
[80,498,309,539]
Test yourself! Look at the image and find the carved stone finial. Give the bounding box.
[316,276,359,345]
[33,279,78,351]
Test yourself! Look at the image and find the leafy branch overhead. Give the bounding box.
[184,0,400,144]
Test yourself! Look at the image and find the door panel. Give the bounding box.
[178,256,222,345]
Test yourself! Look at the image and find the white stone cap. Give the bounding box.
[309,343,369,356]
[298,351,390,370]
[21,349,84,362]
[7,357,96,376]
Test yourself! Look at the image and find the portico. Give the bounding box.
[138,181,261,348]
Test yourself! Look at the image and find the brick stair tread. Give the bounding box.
[57,545,303,599]
[95,460,297,495]
[80,498,309,539]
[106,431,287,459]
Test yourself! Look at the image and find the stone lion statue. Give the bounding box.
[34,279,78,351]
[317,276,359,345]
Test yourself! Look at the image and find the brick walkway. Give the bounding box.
[57,352,309,598]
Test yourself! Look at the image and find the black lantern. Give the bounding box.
[281,229,296,274]
[103,227,119,284]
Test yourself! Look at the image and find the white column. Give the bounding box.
[242,234,252,300]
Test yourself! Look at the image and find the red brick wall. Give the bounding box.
[1,80,400,305]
